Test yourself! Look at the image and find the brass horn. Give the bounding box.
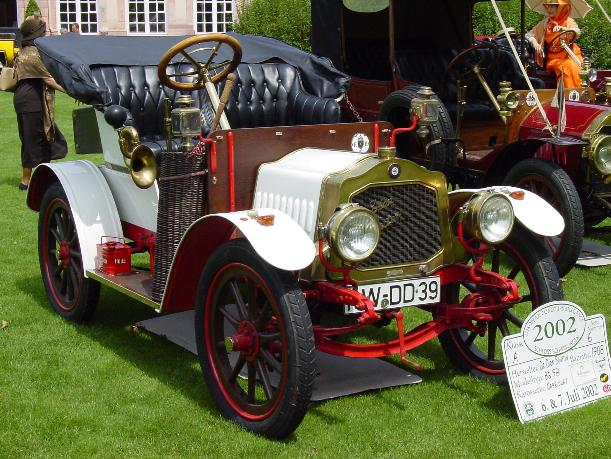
[118,127,157,189]
[130,145,158,189]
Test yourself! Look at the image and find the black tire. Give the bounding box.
[437,227,563,384]
[503,158,584,277]
[194,239,315,439]
[38,183,100,322]
[379,87,456,177]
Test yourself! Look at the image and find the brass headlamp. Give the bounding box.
[579,57,598,88]
[497,81,520,117]
[599,77,611,105]
[461,191,514,244]
[171,94,203,151]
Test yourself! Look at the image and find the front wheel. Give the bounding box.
[437,227,563,384]
[194,240,315,439]
[503,158,583,277]
[38,183,100,322]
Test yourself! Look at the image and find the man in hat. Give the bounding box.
[526,0,584,87]
[12,16,67,189]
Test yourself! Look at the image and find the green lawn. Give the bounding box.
[0,91,609,458]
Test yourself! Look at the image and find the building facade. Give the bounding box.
[8,0,247,35]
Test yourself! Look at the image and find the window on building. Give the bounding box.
[57,0,98,34]
[195,0,234,33]
[127,0,166,34]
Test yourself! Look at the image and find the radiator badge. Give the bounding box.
[388,162,401,179]
[351,133,370,153]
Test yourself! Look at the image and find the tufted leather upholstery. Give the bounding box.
[221,64,341,128]
[395,48,544,120]
[91,62,341,150]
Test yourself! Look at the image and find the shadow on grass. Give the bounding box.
[0,176,24,188]
[17,274,519,431]
[16,275,216,413]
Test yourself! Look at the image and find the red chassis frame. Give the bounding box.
[301,229,520,363]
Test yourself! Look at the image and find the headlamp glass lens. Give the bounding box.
[336,210,380,261]
[479,196,514,243]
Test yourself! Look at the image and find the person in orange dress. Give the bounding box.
[526,0,584,88]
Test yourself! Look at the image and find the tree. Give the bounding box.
[25,0,41,18]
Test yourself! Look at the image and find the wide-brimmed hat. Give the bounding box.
[527,0,592,18]
[20,17,46,42]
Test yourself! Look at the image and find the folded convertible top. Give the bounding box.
[35,32,350,105]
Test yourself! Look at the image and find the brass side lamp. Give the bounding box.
[409,86,440,138]
[171,94,203,151]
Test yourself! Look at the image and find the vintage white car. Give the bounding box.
[27,33,564,438]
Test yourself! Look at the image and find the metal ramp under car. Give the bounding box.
[136,311,421,402]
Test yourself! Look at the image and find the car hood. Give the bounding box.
[520,100,610,138]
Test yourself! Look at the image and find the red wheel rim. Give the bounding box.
[41,198,84,312]
[203,263,288,421]
[448,243,541,374]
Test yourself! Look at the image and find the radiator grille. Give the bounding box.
[351,183,442,267]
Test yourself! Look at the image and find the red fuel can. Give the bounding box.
[96,237,132,275]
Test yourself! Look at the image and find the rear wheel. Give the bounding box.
[437,227,563,384]
[38,183,100,322]
[503,158,583,277]
[195,239,315,439]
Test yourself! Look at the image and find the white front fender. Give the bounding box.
[449,186,565,236]
[204,208,316,271]
[28,161,123,276]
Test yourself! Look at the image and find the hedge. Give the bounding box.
[235,0,610,68]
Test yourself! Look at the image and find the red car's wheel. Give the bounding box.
[195,240,315,439]
[504,158,584,277]
[38,183,100,322]
[437,227,563,384]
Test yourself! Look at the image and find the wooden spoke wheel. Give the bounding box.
[158,33,242,91]
[195,240,314,439]
[38,183,99,322]
[437,227,563,383]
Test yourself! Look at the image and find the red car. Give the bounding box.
[312,0,610,277]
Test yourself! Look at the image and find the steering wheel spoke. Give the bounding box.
[548,30,577,54]
[446,42,500,83]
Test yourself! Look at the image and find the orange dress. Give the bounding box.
[545,25,583,88]
[527,7,583,88]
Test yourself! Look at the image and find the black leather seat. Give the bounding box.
[222,63,342,128]
[91,62,341,153]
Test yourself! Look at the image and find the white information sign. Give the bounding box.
[502,301,611,423]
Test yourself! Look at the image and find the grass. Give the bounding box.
[0,91,609,458]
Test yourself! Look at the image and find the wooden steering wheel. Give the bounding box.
[446,42,500,83]
[547,29,577,55]
[158,34,242,91]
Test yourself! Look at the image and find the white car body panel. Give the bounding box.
[449,186,565,236]
[253,148,373,238]
[198,208,316,271]
[99,166,159,232]
[95,110,160,231]
[34,160,123,276]
[97,109,125,167]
